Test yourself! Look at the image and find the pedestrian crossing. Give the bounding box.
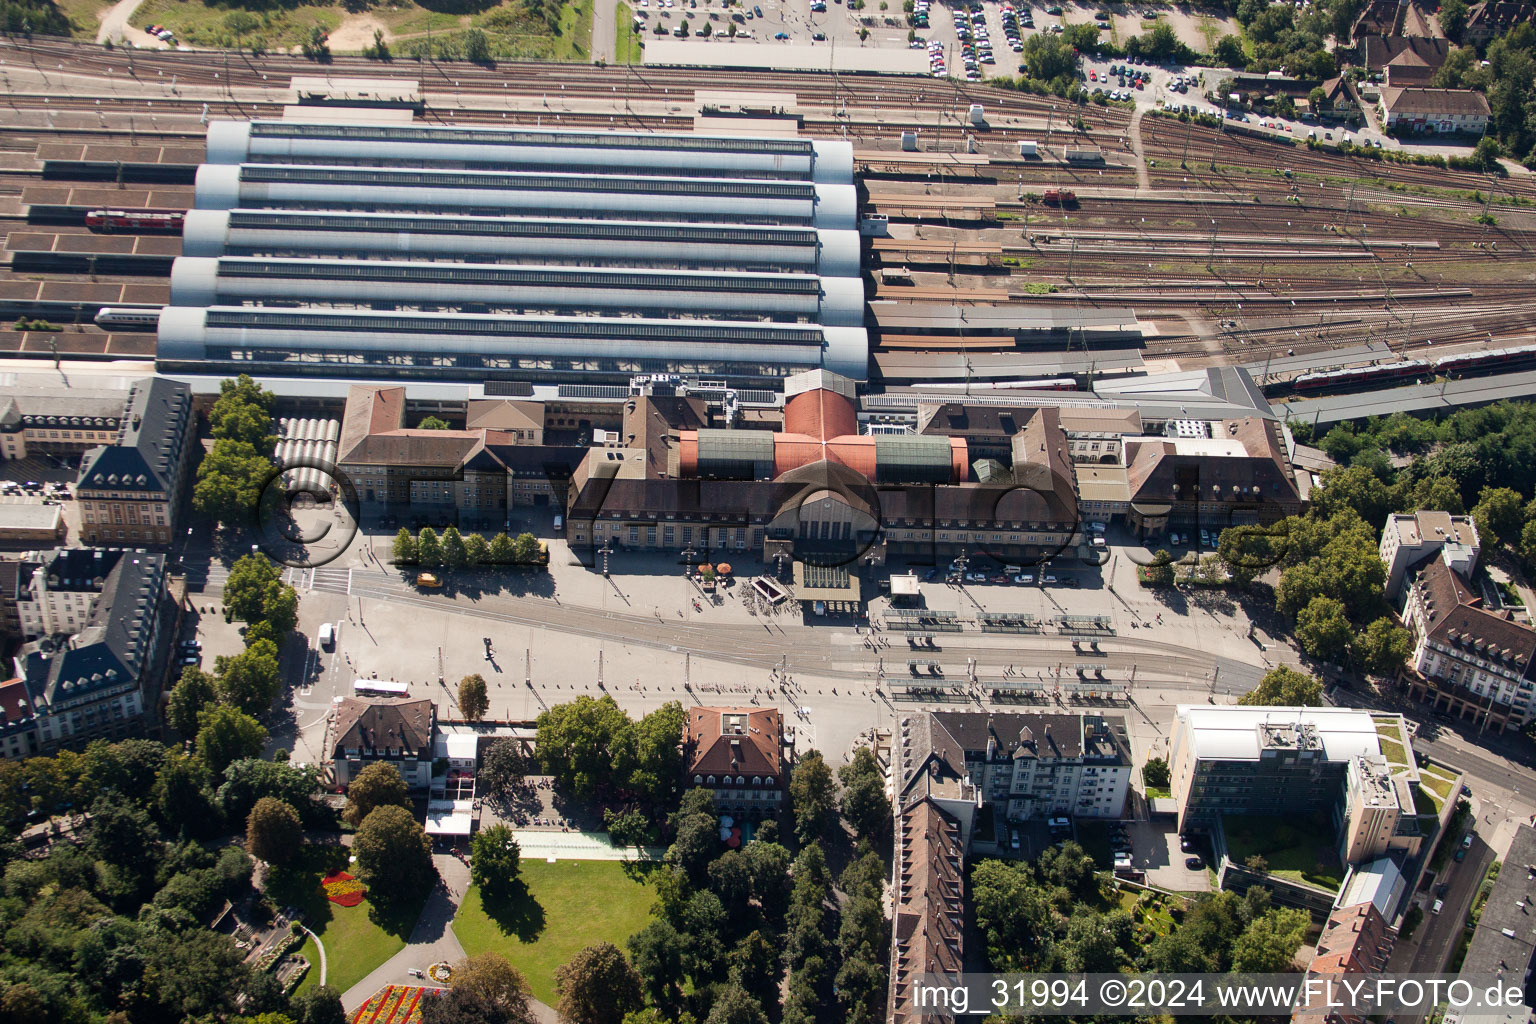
[307,567,352,596]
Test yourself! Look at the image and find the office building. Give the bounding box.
[76,377,195,547]
[1170,706,1432,864]
[4,548,178,757]
[1380,511,1479,600]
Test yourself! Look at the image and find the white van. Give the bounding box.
[318,622,335,649]
[553,514,564,533]
[1432,899,1444,915]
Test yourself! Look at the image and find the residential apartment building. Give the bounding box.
[1380,511,1480,600]
[925,711,1131,821]
[76,378,195,547]
[331,696,436,791]
[890,798,965,1024]
[683,706,788,813]
[1462,0,1536,44]
[1170,706,1431,864]
[338,385,573,525]
[4,548,177,756]
[0,389,124,462]
[1380,87,1491,134]
[1295,901,1399,1024]
[1399,558,1536,731]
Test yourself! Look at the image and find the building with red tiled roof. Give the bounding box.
[1294,902,1397,1024]
[337,384,576,524]
[1400,557,1536,732]
[0,677,39,761]
[891,798,965,1024]
[683,706,787,812]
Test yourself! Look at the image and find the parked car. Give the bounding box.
[1185,856,1204,869]
[1432,899,1444,914]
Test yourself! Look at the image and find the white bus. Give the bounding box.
[354,679,409,698]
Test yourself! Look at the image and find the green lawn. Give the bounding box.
[614,2,643,63]
[268,846,419,999]
[1375,723,1408,766]
[1223,814,1345,891]
[1420,765,1458,801]
[455,859,658,1006]
[1145,785,1171,800]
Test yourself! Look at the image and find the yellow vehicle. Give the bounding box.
[416,572,443,588]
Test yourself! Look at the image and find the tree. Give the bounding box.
[666,790,719,883]
[1354,616,1414,676]
[704,986,769,1024]
[195,438,272,528]
[1214,33,1246,68]
[1295,596,1353,660]
[217,758,324,828]
[196,705,268,776]
[838,750,890,840]
[1144,549,1176,586]
[343,762,412,827]
[627,701,686,804]
[470,823,522,902]
[970,858,1057,971]
[512,532,542,564]
[628,920,686,1008]
[290,986,347,1024]
[214,640,282,716]
[153,751,218,835]
[1440,0,1469,39]
[1410,475,1465,514]
[536,695,634,800]
[789,750,835,843]
[224,554,282,623]
[442,526,468,569]
[489,532,516,564]
[745,840,793,925]
[418,527,443,568]
[1245,854,1269,874]
[263,584,299,634]
[554,942,645,1024]
[427,953,536,1024]
[418,416,451,430]
[1143,756,1171,790]
[1239,666,1323,707]
[459,674,490,721]
[477,738,529,798]
[212,374,276,445]
[1231,908,1310,972]
[465,532,489,567]
[393,528,418,564]
[1520,515,1536,571]
[167,665,217,735]
[605,805,654,848]
[353,804,435,903]
[839,848,886,902]
[246,797,302,865]
[1473,486,1525,547]
[464,27,492,64]
[728,930,782,1013]
[707,849,753,919]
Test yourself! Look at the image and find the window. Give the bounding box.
[694,775,703,784]
[707,775,715,785]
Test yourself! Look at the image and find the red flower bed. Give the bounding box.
[349,985,441,1024]
[321,869,366,908]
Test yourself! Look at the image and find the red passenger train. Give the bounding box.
[85,209,185,232]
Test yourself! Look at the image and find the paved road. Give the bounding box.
[96,0,167,47]
[591,0,617,62]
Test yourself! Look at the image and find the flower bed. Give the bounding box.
[349,984,441,1024]
[322,870,366,908]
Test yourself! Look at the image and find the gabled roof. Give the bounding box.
[333,696,435,755]
[0,677,36,729]
[684,706,783,778]
[338,385,406,464]
[892,797,965,1024]
[78,378,191,494]
[19,549,167,707]
[1124,417,1299,507]
[1361,34,1451,68]
[1414,558,1536,676]
[1379,86,1492,116]
[465,398,543,433]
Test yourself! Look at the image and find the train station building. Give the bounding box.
[158,120,868,386]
